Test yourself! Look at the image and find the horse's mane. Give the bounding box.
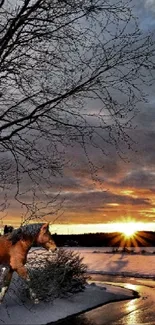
[8,223,45,244]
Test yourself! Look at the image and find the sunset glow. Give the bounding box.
[114,222,141,237]
[48,222,155,235]
[119,224,137,238]
[122,228,136,238]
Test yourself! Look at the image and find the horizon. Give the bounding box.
[1,221,155,235]
[49,222,155,235]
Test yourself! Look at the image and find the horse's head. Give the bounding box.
[36,223,57,252]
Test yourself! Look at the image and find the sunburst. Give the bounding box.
[110,221,150,247]
[119,222,137,238]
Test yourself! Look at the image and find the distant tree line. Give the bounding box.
[4,225,14,234]
[1,226,155,247]
[53,231,155,247]
[0,224,14,235]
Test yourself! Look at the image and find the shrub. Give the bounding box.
[25,248,88,302]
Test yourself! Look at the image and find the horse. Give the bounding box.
[0,222,57,303]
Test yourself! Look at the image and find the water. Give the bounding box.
[47,275,155,325]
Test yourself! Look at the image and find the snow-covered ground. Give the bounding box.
[70,247,155,278]
[0,247,155,324]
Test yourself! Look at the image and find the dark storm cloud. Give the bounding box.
[119,170,155,190]
[7,1,155,199]
[3,0,155,226]
[135,104,155,130]
[62,190,151,210]
[47,173,86,192]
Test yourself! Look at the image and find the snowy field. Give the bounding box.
[0,247,155,324]
[69,247,155,278]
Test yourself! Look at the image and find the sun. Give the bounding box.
[118,222,138,238]
[110,220,150,247]
[122,227,136,237]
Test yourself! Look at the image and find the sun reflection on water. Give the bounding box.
[124,284,142,325]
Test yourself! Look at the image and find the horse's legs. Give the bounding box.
[15,265,38,303]
[0,268,13,303]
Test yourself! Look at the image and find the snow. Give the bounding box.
[0,281,134,324]
[71,247,155,278]
[1,247,154,324]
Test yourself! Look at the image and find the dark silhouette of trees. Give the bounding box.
[3,225,14,234]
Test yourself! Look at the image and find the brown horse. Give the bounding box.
[0,223,57,303]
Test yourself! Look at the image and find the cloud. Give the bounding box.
[119,170,155,190]
[2,1,155,227]
[61,190,151,211]
[144,0,155,11]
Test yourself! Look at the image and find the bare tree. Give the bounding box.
[0,0,154,218]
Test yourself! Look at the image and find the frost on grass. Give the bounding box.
[24,249,88,302]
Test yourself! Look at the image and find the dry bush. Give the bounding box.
[25,248,88,302]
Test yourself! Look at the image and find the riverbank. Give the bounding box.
[50,275,155,325]
[0,280,135,325]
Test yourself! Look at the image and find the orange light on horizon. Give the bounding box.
[108,217,155,247]
[113,222,141,237]
[106,203,120,206]
[1,217,155,235]
[48,221,155,235]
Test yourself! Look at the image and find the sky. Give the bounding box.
[1,0,155,233]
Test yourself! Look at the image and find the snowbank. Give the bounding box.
[0,281,134,324]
